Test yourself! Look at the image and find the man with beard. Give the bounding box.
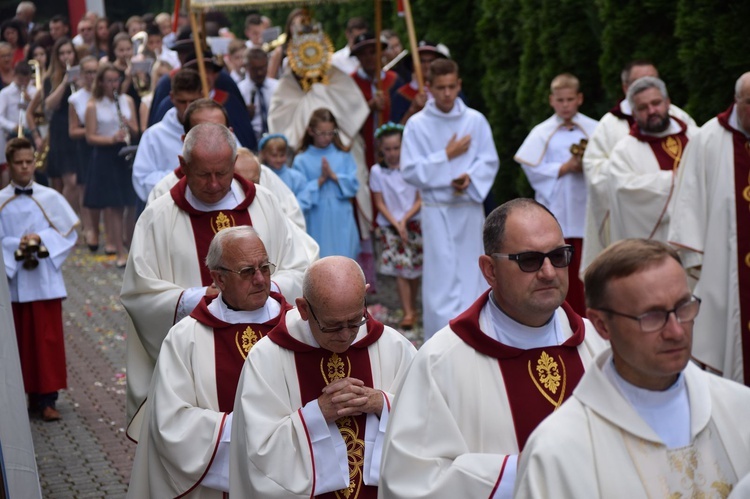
[604,77,697,246]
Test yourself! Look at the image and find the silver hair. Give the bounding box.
[182,123,237,165]
[626,76,668,110]
[735,72,750,99]
[204,226,259,270]
[302,257,366,302]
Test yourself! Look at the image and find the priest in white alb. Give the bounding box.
[379,199,606,499]
[581,61,695,273]
[605,76,697,245]
[514,72,598,315]
[230,256,416,498]
[400,58,499,339]
[515,239,750,498]
[127,227,290,498]
[121,123,313,421]
[668,72,750,386]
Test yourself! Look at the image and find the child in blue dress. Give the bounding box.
[293,108,360,258]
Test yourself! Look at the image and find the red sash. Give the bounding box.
[170,175,256,285]
[268,318,384,499]
[190,292,291,412]
[449,290,586,450]
[718,105,750,384]
[629,118,689,171]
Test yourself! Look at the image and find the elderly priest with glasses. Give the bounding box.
[230,256,416,498]
[127,226,291,498]
[514,238,750,498]
[380,198,607,499]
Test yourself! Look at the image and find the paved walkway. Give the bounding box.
[28,245,419,497]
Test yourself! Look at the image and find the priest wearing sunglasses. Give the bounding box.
[380,198,607,498]
[230,256,416,498]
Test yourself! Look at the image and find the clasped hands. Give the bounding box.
[318,377,383,423]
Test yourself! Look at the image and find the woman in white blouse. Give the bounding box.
[84,62,137,268]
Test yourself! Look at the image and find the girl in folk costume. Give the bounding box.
[68,56,101,252]
[369,123,422,329]
[293,108,360,259]
[26,37,79,207]
[83,63,138,268]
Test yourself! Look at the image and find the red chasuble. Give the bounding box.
[629,118,689,172]
[268,319,385,499]
[170,174,256,286]
[190,292,291,412]
[718,105,750,385]
[449,290,586,450]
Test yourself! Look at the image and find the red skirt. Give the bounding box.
[12,299,68,393]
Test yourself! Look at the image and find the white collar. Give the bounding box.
[485,292,563,349]
[185,180,244,211]
[207,293,281,324]
[729,105,750,137]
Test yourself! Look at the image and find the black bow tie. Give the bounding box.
[14,188,32,196]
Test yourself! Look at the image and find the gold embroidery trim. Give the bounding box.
[528,351,567,409]
[662,135,684,170]
[234,326,259,360]
[211,211,235,233]
[320,352,350,385]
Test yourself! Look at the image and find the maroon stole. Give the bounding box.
[170,174,256,285]
[718,105,750,384]
[396,83,418,103]
[629,118,689,172]
[449,290,586,450]
[268,318,384,499]
[189,292,291,412]
[174,166,185,179]
[608,102,636,127]
[351,70,400,168]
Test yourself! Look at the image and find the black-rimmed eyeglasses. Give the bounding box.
[305,299,369,334]
[492,245,574,273]
[593,295,701,333]
[219,262,276,279]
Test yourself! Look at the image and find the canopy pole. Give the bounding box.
[187,0,210,98]
[374,0,383,125]
[401,0,422,92]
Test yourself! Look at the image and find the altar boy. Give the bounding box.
[514,73,598,316]
[0,137,79,421]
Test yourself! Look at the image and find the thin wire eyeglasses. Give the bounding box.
[593,295,701,333]
[305,298,369,334]
[492,245,574,273]
[218,262,276,279]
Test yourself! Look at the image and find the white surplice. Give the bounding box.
[606,119,697,245]
[127,295,282,499]
[378,293,606,499]
[514,113,598,238]
[514,351,750,498]
[120,179,313,419]
[400,98,499,339]
[229,309,416,498]
[668,109,746,383]
[131,107,184,201]
[581,101,695,274]
[0,182,79,302]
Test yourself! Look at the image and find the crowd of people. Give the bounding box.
[2,2,750,498]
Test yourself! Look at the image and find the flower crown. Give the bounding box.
[375,122,405,139]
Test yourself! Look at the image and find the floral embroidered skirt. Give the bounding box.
[376,220,423,279]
